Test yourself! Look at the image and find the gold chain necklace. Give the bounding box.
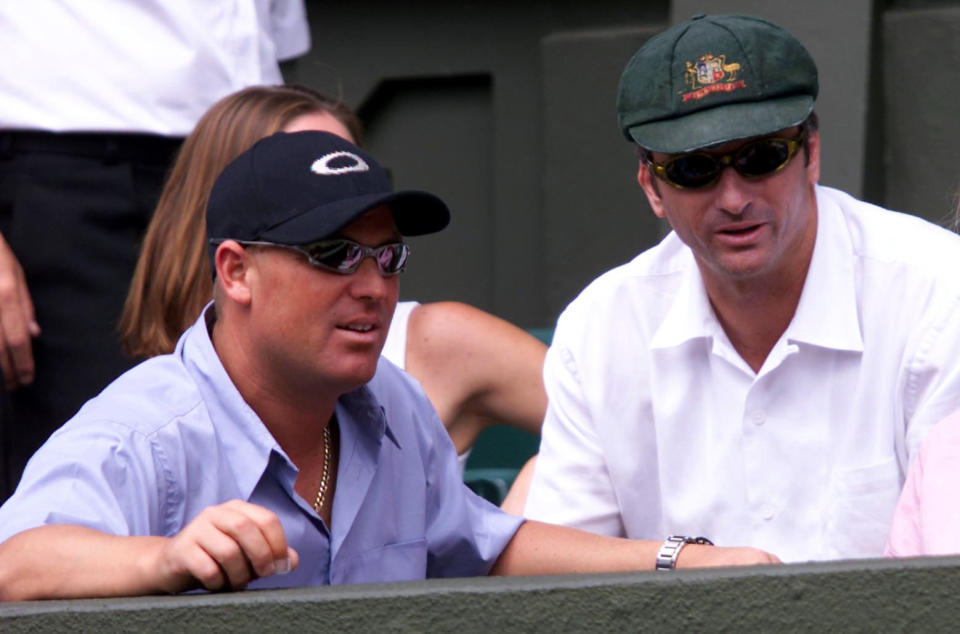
[312,424,332,515]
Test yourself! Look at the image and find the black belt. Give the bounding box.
[0,130,183,164]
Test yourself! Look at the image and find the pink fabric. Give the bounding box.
[886,410,960,557]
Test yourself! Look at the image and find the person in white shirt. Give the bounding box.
[0,1,310,500]
[523,14,960,564]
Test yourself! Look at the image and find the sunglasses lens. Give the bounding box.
[303,240,408,275]
[735,139,791,177]
[376,244,408,275]
[657,134,802,189]
[307,240,364,272]
[665,153,721,189]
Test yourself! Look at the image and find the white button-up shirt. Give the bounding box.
[525,186,960,563]
[0,0,310,135]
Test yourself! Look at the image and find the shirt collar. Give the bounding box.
[650,250,723,349]
[178,304,400,503]
[649,185,863,354]
[337,379,402,452]
[783,187,863,352]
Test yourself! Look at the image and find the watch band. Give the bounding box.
[655,535,714,571]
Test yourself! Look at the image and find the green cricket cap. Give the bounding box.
[616,14,818,153]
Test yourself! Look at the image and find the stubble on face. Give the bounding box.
[642,131,819,291]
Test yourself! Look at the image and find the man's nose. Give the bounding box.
[713,165,752,216]
[349,257,391,299]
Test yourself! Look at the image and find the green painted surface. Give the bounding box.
[2,557,958,631]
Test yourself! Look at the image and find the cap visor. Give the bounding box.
[259,190,450,245]
[628,94,814,153]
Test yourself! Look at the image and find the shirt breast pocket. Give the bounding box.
[334,538,428,584]
[824,457,901,559]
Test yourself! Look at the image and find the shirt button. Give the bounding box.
[750,410,766,425]
[761,505,775,520]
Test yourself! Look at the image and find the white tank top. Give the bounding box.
[381,301,419,367]
[381,301,471,475]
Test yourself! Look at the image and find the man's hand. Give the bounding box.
[148,500,299,593]
[677,544,781,568]
[0,503,298,601]
[0,233,40,390]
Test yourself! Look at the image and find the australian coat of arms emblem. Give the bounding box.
[681,53,745,102]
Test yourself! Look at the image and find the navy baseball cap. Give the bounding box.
[206,130,450,267]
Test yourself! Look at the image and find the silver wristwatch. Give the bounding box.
[655,535,714,571]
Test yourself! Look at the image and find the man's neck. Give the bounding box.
[705,271,806,373]
[700,215,818,374]
[211,319,339,457]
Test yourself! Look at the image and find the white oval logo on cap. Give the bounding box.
[310,151,370,175]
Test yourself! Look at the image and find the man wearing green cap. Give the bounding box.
[524,14,960,564]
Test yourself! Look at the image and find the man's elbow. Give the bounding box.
[0,534,34,602]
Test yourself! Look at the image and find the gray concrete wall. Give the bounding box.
[883,6,960,225]
[540,25,667,316]
[3,556,960,631]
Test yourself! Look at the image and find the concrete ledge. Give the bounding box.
[2,556,957,631]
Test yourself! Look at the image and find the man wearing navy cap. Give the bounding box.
[0,131,776,600]
[525,14,960,563]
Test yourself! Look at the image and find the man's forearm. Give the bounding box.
[489,520,780,576]
[0,501,297,601]
[0,525,172,601]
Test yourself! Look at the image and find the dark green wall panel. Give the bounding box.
[4,556,960,632]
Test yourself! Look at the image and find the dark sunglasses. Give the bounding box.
[211,238,410,276]
[646,128,807,190]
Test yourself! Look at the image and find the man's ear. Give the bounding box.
[214,241,254,306]
[636,163,667,219]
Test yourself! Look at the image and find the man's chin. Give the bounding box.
[336,361,381,391]
[703,249,776,280]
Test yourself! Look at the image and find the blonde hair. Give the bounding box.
[119,85,362,358]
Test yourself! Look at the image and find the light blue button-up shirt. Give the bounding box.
[0,308,523,588]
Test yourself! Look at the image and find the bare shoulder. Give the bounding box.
[409,301,505,335]
[404,301,547,436]
[407,301,545,358]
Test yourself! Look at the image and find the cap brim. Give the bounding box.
[627,94,814,153]
[259,190,450,245]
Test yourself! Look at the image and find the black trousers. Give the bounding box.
[0,131,181,500]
